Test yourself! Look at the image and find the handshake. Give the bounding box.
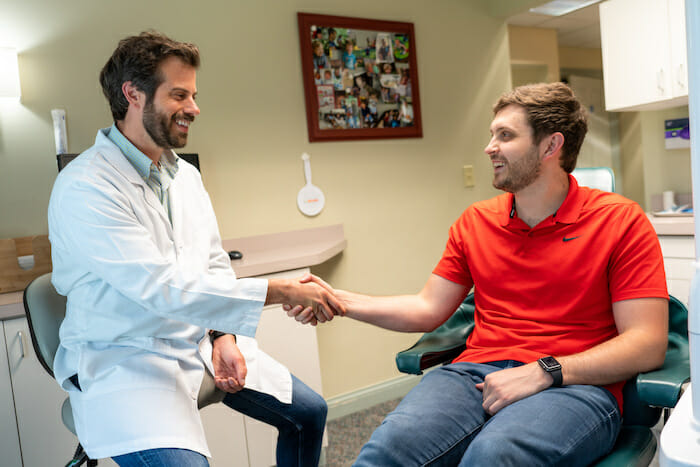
[270,273,345,326]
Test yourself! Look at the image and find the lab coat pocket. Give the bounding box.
[80,351,179,395]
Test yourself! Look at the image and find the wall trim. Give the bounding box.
[326,374,422,421]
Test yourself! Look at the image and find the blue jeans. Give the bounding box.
[354,361,622,467]
[114,374,327,467]
[114,448,208,466]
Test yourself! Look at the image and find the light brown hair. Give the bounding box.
[493,82,588,173]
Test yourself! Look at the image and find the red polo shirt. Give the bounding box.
[433,175,668,409]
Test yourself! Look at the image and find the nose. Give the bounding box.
[484,136,497,156]
[186,97,200,117]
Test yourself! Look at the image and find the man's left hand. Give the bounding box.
[212,334,247,393]
[475,362,553,415]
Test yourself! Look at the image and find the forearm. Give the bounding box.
[558,329,667,386]
[336,290,444,332]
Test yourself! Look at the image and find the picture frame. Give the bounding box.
[298,12,422,142]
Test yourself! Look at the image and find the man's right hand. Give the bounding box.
[266,275,344,325]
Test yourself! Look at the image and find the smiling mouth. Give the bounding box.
[174,117,193,132]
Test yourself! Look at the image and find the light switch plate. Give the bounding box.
[463,165,475,187]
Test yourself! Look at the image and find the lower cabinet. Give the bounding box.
[1,266,324,466]
[1,313,118,467]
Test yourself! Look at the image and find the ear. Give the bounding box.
[121,81,145,110]
[541,132,565,161]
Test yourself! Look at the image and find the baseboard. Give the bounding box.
[326,374,422,421]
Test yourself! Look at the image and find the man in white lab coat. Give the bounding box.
[48,31,340,467]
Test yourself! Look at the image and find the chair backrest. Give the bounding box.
[22,272,66,378]
[572,167,615,192]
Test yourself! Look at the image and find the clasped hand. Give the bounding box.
[283,274,344,326]
[475,362,553,415]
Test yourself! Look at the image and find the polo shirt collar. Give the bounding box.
[500,174,585,229]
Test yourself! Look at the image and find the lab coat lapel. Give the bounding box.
[169,173,185,245]
[101,138,174,235]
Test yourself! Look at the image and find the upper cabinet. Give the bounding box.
[600,0,688,111]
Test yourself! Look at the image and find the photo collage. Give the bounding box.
[310,25,414,130]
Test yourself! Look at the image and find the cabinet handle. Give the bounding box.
[657,69,665,93]
[17,331,26,359]
[678,64,686,88]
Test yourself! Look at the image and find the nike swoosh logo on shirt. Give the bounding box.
[562,236,581,242]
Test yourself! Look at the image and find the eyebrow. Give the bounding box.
[490,124,514,135]
[170,87,197,98]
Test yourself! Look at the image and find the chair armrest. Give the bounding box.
[395,295,475,375]
[395,329,470,375]
[636,335,690,408]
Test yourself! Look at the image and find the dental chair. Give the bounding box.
[23,273,225,467]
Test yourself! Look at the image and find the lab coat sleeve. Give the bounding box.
[48,164,267,337]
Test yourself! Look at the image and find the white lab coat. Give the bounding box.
[48,128,292,459]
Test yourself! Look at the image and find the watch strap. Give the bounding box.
[209,330,235,343]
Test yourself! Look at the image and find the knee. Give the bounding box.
[304,392,327,432]
[286,389,327,435]
[462,432,526,466]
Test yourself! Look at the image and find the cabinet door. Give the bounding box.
[4,317,116,467]
[668,0,688,97]
[200,403,250,466]
[600,0,672,110]
[0,321,22,467]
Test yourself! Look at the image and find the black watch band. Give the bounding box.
[537,356,563,387]
[209,330,235,343]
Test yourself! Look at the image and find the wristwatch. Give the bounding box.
[537,356,563,387]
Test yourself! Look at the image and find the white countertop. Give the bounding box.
[0,224,346,321]
[647,213,695,236]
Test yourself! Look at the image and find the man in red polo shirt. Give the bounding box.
[291,82,669,466]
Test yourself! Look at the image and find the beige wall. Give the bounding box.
[0,0,512,398]
[558,46,602,71]
[617,107,691,210]
[618,112,646,206]
[508,25,560,84]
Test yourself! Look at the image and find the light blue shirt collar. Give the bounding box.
[106,123,179,180]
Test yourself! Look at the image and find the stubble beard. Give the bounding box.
[492,146,542,193]
[142,99,190,149]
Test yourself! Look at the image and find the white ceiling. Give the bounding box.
[507,2,602,48]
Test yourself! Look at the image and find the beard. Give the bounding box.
[492,145,542,193]
[142,99,192,149]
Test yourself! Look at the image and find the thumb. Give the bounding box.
[298,273,313,284]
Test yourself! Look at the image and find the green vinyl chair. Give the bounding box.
[395,293,690,467]
[23,273,225,467]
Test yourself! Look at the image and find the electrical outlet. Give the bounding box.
[463,165,475,187]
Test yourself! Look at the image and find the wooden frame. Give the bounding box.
[298,12,422,142]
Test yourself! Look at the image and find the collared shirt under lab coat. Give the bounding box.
[48,128,292,459]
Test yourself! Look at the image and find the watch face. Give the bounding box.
[540,356,561,370]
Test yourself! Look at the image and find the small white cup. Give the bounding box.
[663,191,675,211]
